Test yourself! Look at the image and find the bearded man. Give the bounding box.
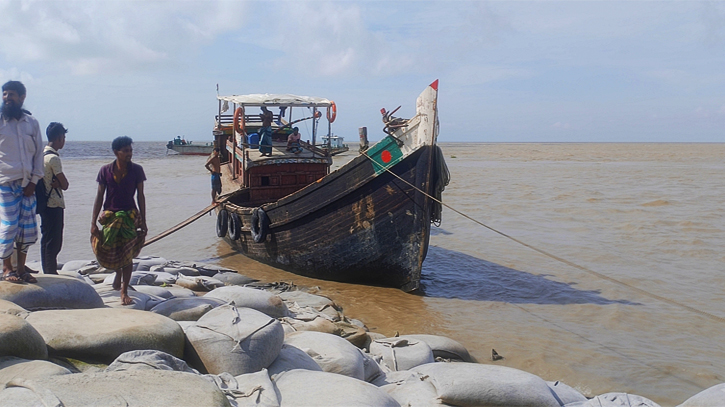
[0,81,44,283]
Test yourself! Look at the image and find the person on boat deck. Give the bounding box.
[0,80,43,284]
[258,106,273,157]
[91,136,147,306]
[40,122,70,275]
[286,127,302,154]
[205,147,222,204]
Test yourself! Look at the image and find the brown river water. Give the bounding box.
[26,142,725,406]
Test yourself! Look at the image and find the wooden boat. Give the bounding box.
[213,81,448,291]
[166,137,214,156]
[319,135,349,156]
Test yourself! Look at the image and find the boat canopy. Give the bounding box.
[218,94,332,112]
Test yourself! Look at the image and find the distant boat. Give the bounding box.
[212,81,448,292]
[319,134,349,156]
[166,136,214,156]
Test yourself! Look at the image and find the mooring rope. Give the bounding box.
[362,151,725,325]
[144,196,230,247]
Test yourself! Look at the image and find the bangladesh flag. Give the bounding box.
[367,136,404,175]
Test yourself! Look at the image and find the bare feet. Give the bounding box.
[120,291,133,306]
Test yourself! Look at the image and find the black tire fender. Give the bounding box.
[228,212,241,240]
[216,209,228,238]
[250,207,269,243]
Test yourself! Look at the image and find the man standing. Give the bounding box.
[91,136,147,305]
[0,81,43,283]
[40,122,69,274]
[258,106,274,157]
[205,147,222,204]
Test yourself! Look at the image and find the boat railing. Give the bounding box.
[216,114,286,130]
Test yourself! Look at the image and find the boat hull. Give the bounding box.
[167,144,213,156]
[222,144,441,291]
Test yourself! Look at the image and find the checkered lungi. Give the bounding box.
[0,180,38,259]
[91,209,145,270]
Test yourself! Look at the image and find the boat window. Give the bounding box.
[261,176,270,186]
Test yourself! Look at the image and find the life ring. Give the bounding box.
[326,101,337,123]
[228,212,241,240]
[233,107,245,134]
[250,207,269,243]
[216,209,228,238]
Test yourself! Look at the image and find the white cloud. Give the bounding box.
[0,0,248,75]
[261,2,415,77]
[0,67,35,85]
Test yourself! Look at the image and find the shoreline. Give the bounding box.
[0,255,720,406]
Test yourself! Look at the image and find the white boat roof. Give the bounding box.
[217,94,332,108]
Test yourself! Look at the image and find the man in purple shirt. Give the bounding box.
[91,136,147,305]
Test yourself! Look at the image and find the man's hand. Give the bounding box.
[91,223,101,238]
[23,182,36,197]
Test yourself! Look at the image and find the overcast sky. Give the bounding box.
[1,0,723,142]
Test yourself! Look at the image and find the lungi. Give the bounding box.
[259,126,273,155]
[0,180,37,259]
[91,209,145,270]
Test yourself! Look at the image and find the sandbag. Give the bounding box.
[106,350,197,373]
[102,271,157,286]
[0,314,48,360]
[150,297,227,321]
[284,331,366,380]
[0,275,104,310]
[548,380,587,405]
[206,286,289,318]
[566,393,662,407]
[411,362,561,407]
[399,334,474,362]
[0,370,231,407]
[26,308,184,364]
[0,357,71,386]
[183,305,284,375]
[132,285,174,299]
[166,285,197,298]
[176,276,226,291]
[0,298,29,318]
[133,255,168,271]
[369,337,434,371]
[146,271,178,285]
[152,265,201,276]
[677,383,725,407]
[280,291,341,321]
[231,369,280,407]
[87,273,113,284]
[94,284,166,311]
[214,272,257,286]
[333,321,369,349]
[280,316,337,335]
[60,259,97,272]
[273,369,400,407]
[267,344,323,378]
[381,371,439,407]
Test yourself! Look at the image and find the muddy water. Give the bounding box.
[33,142,725,406]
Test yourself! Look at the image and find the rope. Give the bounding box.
[362,151,725,325]
[143,196,230,247]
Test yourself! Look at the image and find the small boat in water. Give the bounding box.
[213,81,448,291]
[166,136,214,156]
[319,134,349,156]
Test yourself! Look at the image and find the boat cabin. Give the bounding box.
[213,94,338,207]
